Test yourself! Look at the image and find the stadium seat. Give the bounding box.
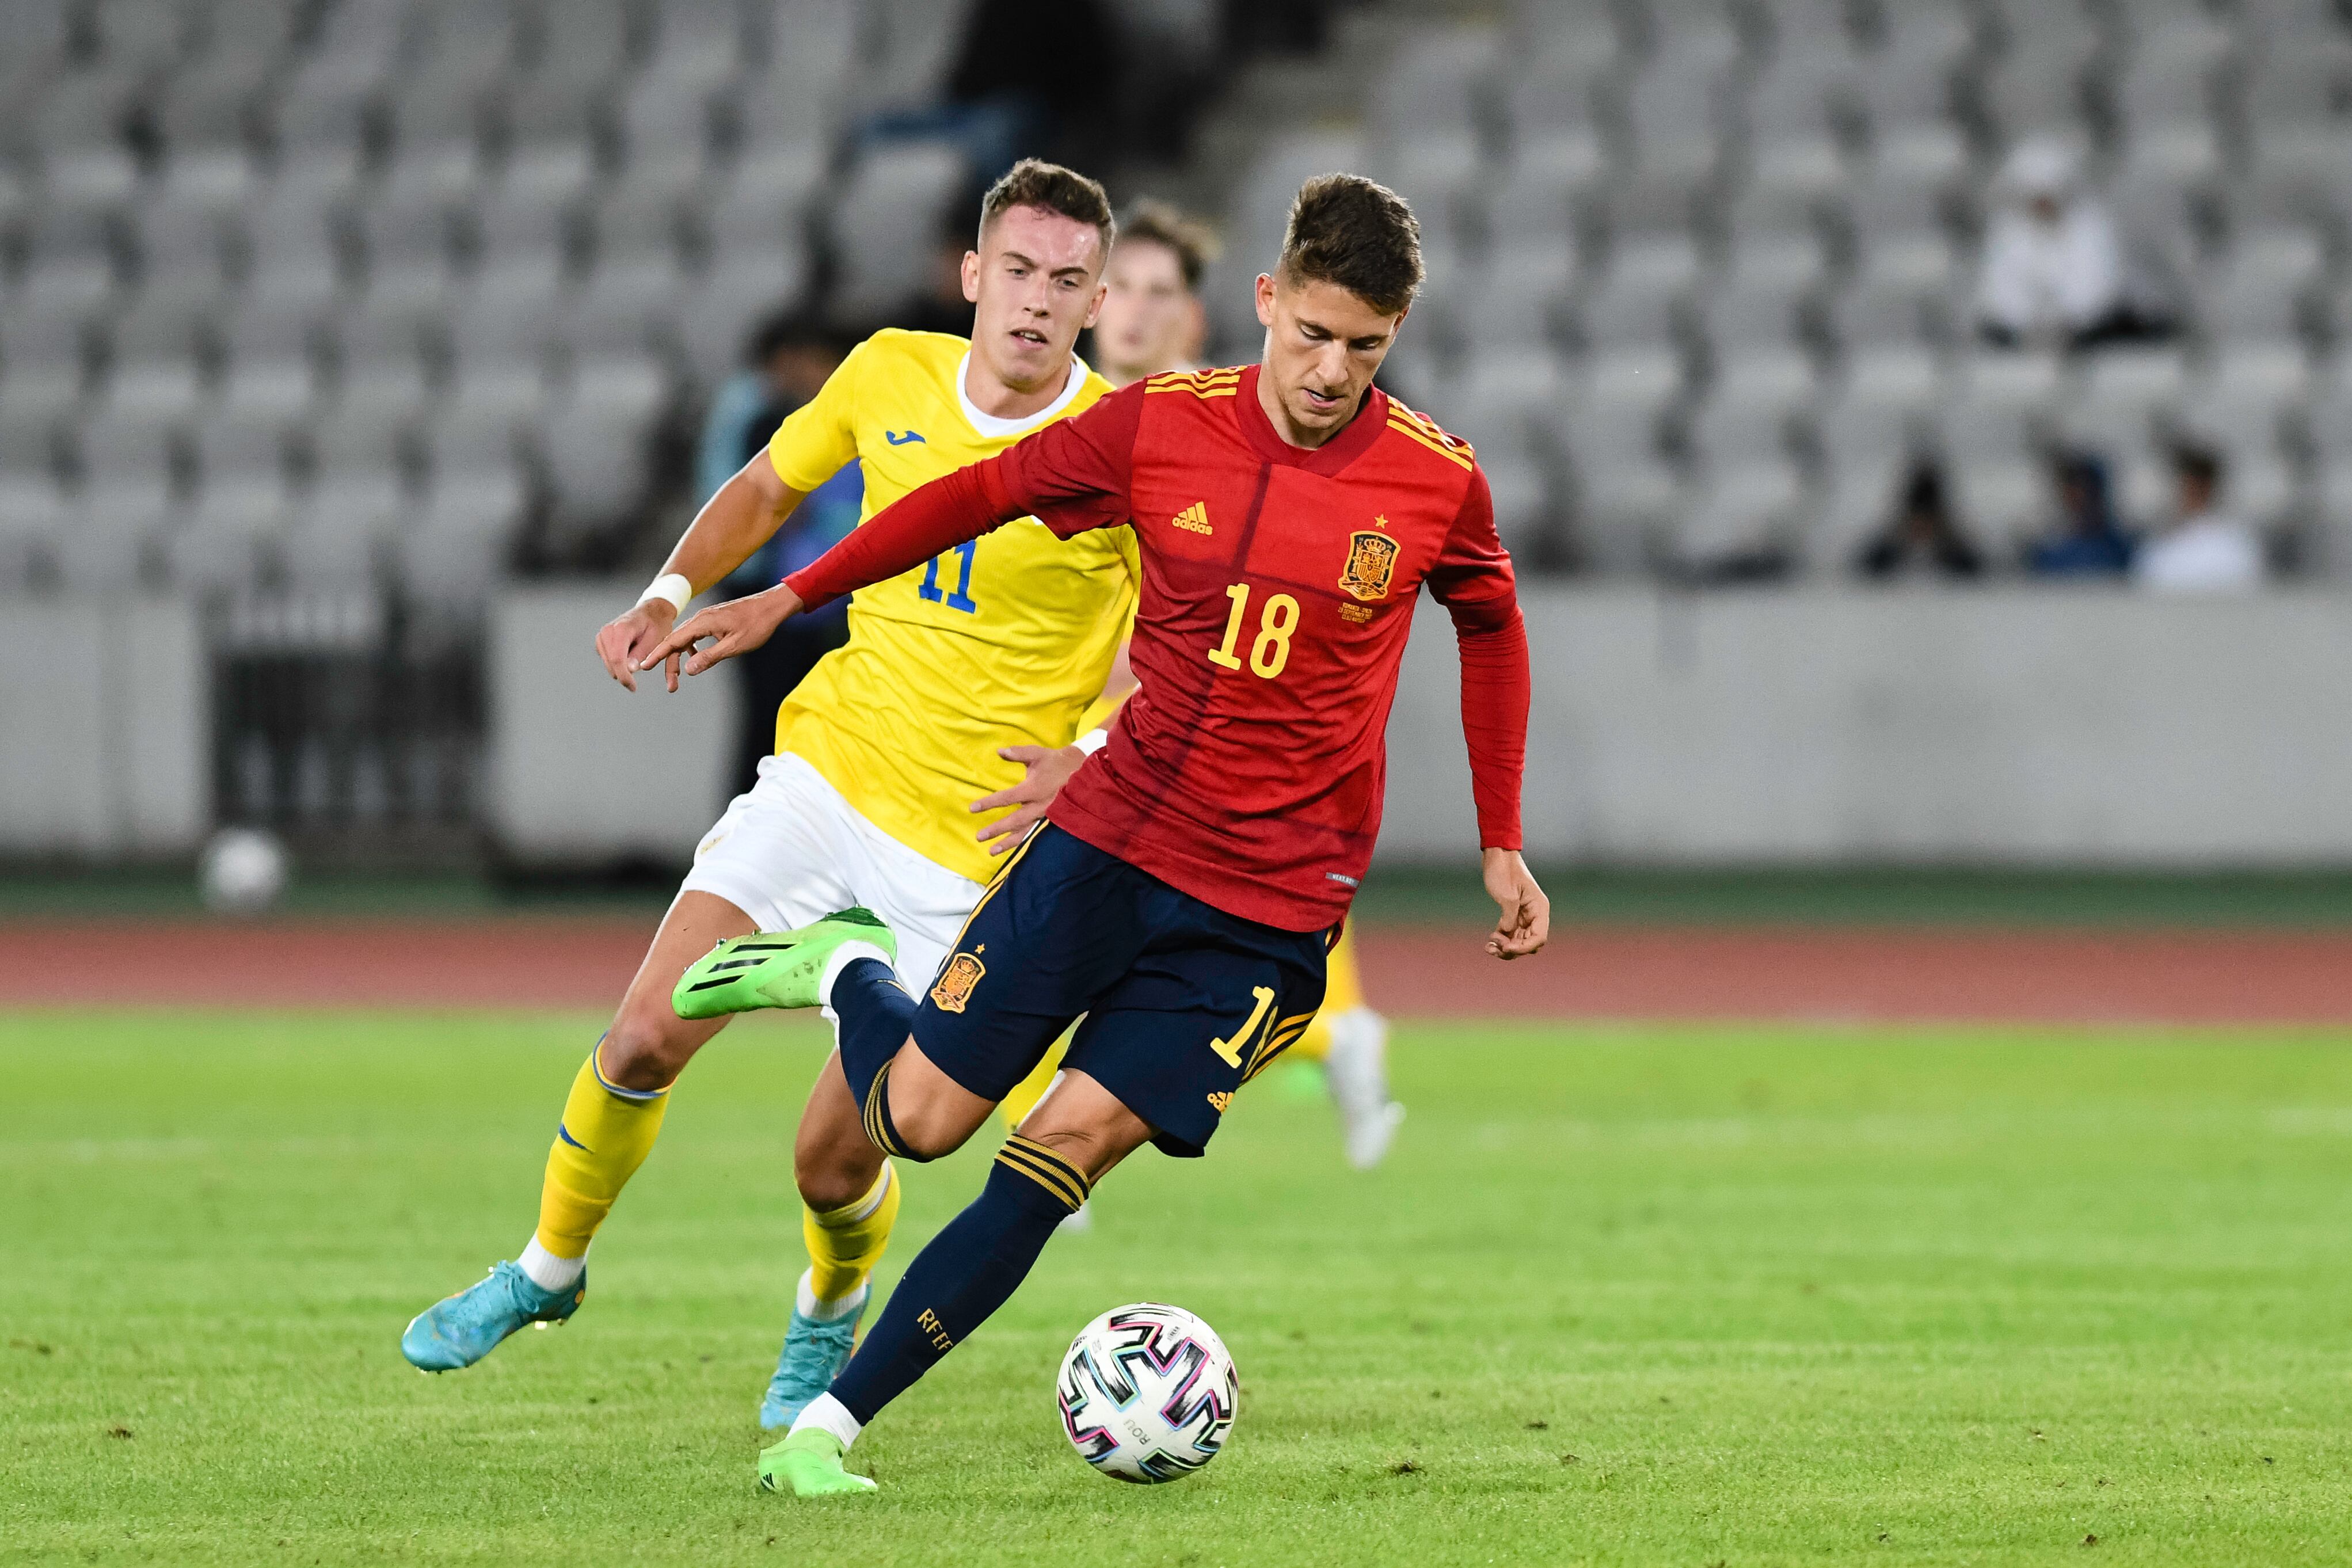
[827,141,969,323]
[168,475,293,591]
[564,257,688,358]
[679,252,812,385]
[540,354,673,538]
[71,475,172,589]
[1584,228,1703,338]
[2199,229,2329,344]
[0,367,82,482]
[1365,24,1500,144]
[0,475,73,591]
[285,471,405,588]
[401,467,532,610]
[1698,235,1825,353]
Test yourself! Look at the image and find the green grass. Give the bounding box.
[9,1013,2352,1566]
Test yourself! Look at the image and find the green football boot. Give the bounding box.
[672,909,898,1020]
[758,1428,877,1497]
[400,1261,584,1372]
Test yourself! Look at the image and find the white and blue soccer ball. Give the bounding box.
[1056,1302,1239,1483]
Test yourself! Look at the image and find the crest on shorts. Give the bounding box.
[930,952,985,1013]
[1338,524,1399,602]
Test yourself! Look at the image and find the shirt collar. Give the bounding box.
[956,351,1089,440]
[1234,363,1391,476]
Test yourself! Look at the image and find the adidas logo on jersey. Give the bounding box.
[1171,502,1212,535]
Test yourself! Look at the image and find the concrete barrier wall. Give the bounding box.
[8,587,2346,868]
[1379,587,2352,866]
[0,595,208,855]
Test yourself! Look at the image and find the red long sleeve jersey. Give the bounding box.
[787,363,1527,932]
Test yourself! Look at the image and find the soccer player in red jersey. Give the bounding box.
[649,174,1547,1495]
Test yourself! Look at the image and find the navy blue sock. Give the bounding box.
[831,957,916,1110]
[830,1135,1090,1424]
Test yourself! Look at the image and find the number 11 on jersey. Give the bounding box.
[919,539,979,612]
[1207,583,1297,679]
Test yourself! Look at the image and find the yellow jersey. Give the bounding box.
[766,329,1139,882]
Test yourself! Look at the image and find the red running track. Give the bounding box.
[4,918,2350,1025]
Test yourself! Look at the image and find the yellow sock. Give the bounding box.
[1292,927,1368,1063]
[533,1045,671,1261]
[802,1162,901,1303]
[999,1032,1071,1130]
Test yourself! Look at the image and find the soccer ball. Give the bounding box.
[1056,1303,1238,1483]
[198,828,289,915]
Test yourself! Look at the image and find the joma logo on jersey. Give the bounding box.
[930,952,985,1012]
[1338,524,1400,601]
[1171,501,1212,535]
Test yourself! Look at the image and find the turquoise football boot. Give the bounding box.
[759,1294,868,1430]
[400,1261,585,1372]
[673,909,898,1020]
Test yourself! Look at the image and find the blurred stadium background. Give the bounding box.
[3,0,2351,889]
[14,7,2352,1559]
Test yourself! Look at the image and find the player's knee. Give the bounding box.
[792,1143,881,1212]
[876,1075,970,1164]
[600,1007,692,1093]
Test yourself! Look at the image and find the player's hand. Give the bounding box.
[970,744,1089,854]
[637,585,804,689]
[1482,847,1549,960]
[593,598,679,692]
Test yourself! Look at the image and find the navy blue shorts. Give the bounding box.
[911,824,1331,1157]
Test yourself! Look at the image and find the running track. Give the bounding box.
[6,918,2350,1025]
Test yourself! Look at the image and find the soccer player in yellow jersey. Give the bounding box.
[399,162,1136,1427]
[984,203,1406,1173]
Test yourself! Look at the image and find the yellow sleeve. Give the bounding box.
[766,337,867,493]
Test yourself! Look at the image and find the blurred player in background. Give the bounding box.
[993,202,1405,1178]
[698,313,864,796]
[398,162,1138,1438]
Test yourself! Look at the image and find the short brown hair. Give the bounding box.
[979,158,1117,262]
[1118,200,1219,292]
[1276,174,1422,315]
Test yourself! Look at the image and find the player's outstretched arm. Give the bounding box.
[640,459,1026,682]
[1483,848,1550,960]
[595,454,807,692]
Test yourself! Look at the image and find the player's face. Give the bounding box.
[1095,239,1196,380]
[1254,272,1406,441]
[963,204,1108,394]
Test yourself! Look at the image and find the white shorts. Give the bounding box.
[679,752,986,994]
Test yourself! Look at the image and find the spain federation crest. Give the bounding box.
[930,952,985,1013]
[1338,525,1399,602]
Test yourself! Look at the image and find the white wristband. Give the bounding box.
[639,573,692,616]
[1073,728,1110,756]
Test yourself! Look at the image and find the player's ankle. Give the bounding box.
[789,1392,863,1450]
[517,1238,585,1292]
[796,1270,869,1322]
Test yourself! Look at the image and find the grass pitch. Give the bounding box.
[8,1011,2352,1566]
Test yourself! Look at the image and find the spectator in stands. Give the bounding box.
[1975,139,2145,351]
[2134,443,2265,595]
[889,210,982,338]
[702,314,861,793]
[1854,461,1984,580]
[861,0,1114,188]
[2024,450,2135,578]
